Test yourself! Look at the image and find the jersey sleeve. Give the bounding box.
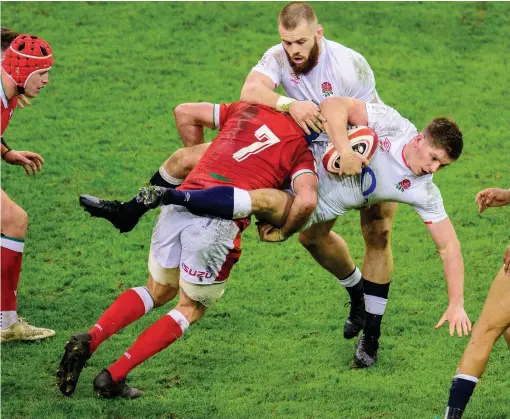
[332,51,377,103]
[213,103,235,130]
[412,180,448,224]
[289,143,317,191]
[365,103,418,139]
[251,44,284,87]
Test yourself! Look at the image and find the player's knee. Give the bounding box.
[471,320,504,342]
[167,148,191,176]
[2,201,28,237]
[362,223,391,250]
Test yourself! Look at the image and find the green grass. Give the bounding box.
[1,2,509,418]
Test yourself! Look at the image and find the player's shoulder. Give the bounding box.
[367,103,417,129]
[324,38,372,82]
[261,43,286,63]
[324,38,369,64]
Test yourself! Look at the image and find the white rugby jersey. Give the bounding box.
[302,104,448,230]
[253,38,379,104]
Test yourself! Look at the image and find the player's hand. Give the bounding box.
[16,94,32,109]
[475,188,510,213]
[256,221,286,242]
[503,245,510,276]
[338,150,369,176]
[435,303,471,337]
[3,150,44,176]
[288,100,326,135]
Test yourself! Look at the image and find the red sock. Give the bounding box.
[1,237,24,328]
[108,309,189,381]
[88,287,154,353]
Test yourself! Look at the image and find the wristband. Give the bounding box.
[1,137,11,150]
[276,96,296,113]
[1,137,12,159]
[2,149,13,159]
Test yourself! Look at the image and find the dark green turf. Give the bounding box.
[1,2,509,418]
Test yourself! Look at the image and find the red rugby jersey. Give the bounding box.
[181,103,315,191]
[1,83,18,136]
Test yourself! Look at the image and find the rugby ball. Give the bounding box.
[322,126,379,174]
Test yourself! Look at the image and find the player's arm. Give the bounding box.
[320,97,369,175]
[240,70,282,109]
[426,217,472,337]
[279,173,318,238]
[475,187,510,213]
[240,69,324,135]
[256,173,317,243]
[173,102,215,147]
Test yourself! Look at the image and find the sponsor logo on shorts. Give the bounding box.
[181,262,213,281]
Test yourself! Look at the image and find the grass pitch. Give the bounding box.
[1,2,509,418]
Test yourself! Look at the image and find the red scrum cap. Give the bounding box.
[2,34,53,92]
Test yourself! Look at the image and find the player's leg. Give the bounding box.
[80,143,210,232]
[355,201,398,368]
[0,189,55,342]
[57,207,185,396]
[504,327,510,349]
[93,285,208,399]
[140,186,292,225]
[444,266,510,418]
[298,220,366,339]
[93,211,239,398]
[56,271,179,397]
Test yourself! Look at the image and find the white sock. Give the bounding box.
[233,188,252,219]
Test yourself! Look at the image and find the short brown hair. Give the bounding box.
[278,2,317,30]
[1,26,20,52]
[424,117,463,160]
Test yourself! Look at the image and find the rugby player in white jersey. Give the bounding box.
[127,96,471,368]
[242,1,472,364]
[81,1,388,351]
[78,2,470,367]
[241,1,408,357]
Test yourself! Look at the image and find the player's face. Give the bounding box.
[24,70,50,98]
[408,133,453,176]
[279,21,323,75]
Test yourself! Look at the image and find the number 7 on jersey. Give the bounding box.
[233,125,281,162]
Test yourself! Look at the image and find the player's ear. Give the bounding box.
[413,133,423,147]
[316,24,324,39]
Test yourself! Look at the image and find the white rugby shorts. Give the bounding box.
[150,205,243,286]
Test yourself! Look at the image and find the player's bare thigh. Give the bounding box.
[359,202,398,248]
[472,266,510,338]
[250,189,294,227]
[0,188,28,238]
[299,219,337,244]
[162,143,211,179]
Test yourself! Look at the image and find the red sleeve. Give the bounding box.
[289,142,316,186]
[214,103,237,130]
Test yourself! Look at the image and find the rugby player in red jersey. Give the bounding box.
[57,102,318,398]
[1,34,55,342]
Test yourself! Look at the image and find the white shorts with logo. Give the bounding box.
[149,205,243,303]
